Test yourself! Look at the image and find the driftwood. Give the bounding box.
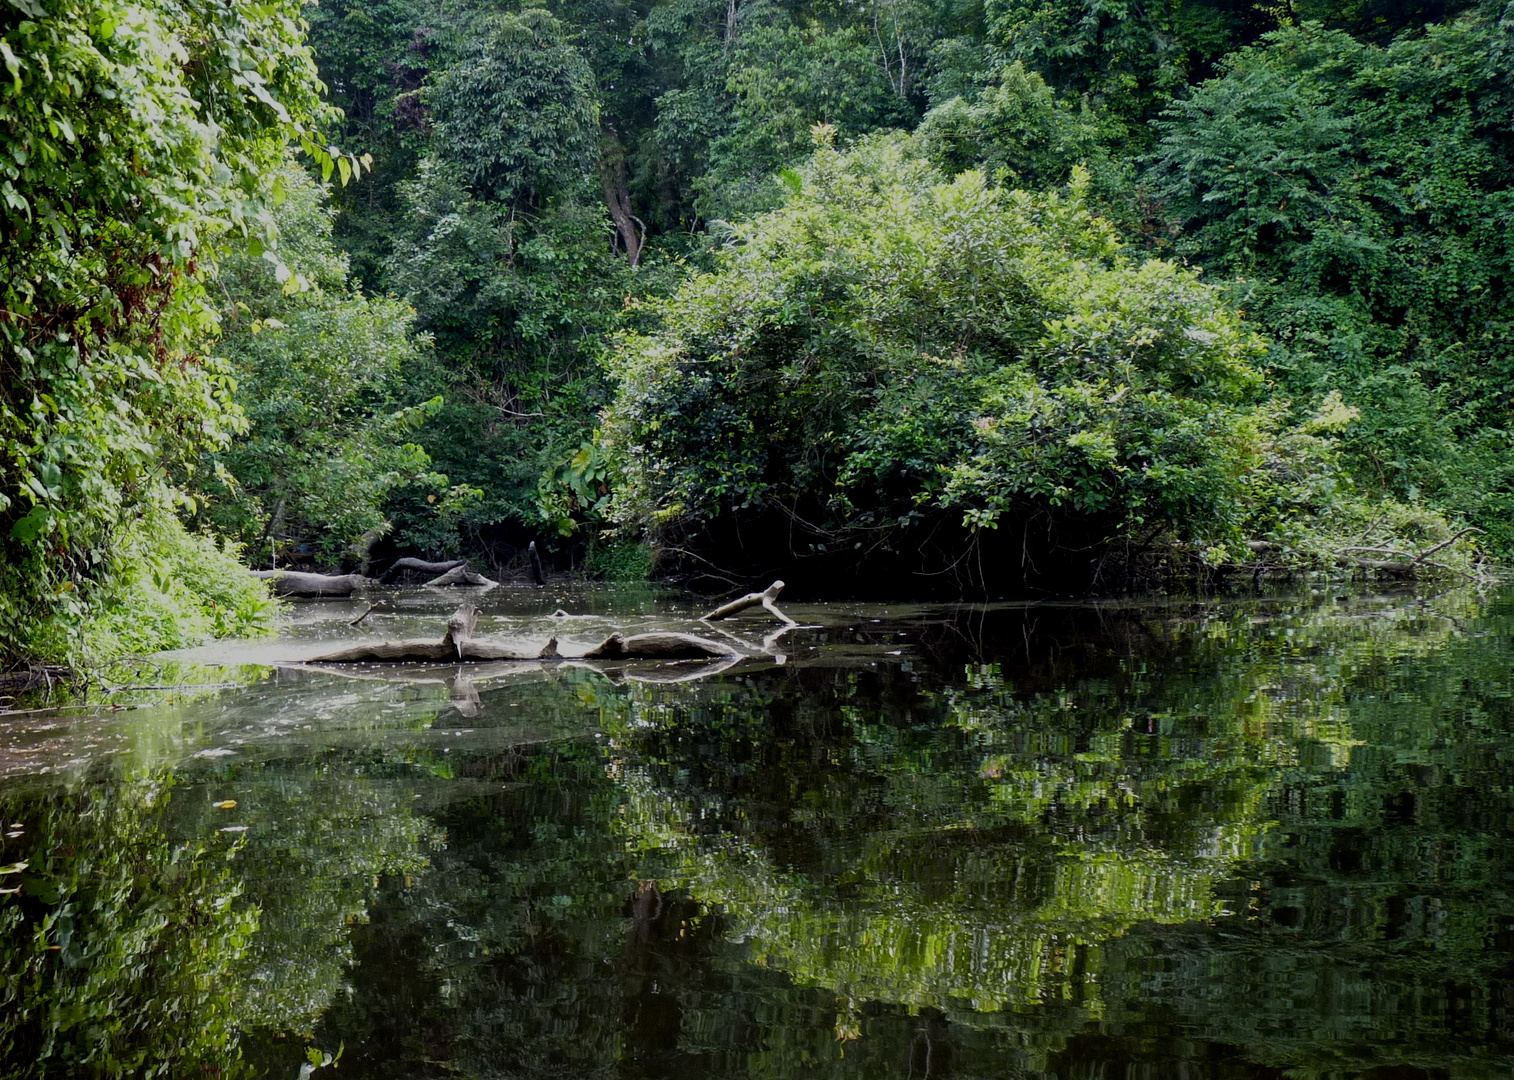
[425,563,498,587]
[1331,526,1483,580]
[377,558,466,584]
[1227,527,1484,582]
[300,653,744,690]
[701,580,796,624]
[308,638,552,663]
[443,603,478,658]
[304,603,734,664]
[0,663,72,696]
[1336,554,1473,580]
[579,632,739,660]
[252,570,374,598]
[528,541,548,586]
[375,557,498,587]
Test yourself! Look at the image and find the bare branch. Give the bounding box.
[700,580,797,625]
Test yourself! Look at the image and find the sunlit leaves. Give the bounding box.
[0,0,346,663]
[1147,15,1514,549]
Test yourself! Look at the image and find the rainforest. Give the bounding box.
[3,3,1514,1078]
[4,0,1514,666]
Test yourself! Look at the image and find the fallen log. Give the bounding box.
[1338,556,1417,576]
[300,653,743,687]
[701,580,795,624]
[304,604,735,664]
[304,639,543,663]
[378,558,466,584]
[252,570,374,597]
[425,563,498,587]
[580,632,737,660]
[1336,555,1473,580]
[306,632,732,664]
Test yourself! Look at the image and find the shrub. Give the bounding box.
[22,512,275,669]
[601,135,1269,589]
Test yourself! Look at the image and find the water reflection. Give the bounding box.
[0,771,256,1078]
[2,588,1513,1077]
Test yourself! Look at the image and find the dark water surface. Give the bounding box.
[3,585,1514,1078]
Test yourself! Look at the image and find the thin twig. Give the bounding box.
[103,683,242,692]
[349,601,380,626]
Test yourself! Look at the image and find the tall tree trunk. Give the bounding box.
[599,128,644,268]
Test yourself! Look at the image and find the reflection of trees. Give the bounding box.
[296,739,639,1079]
[600,591,1514,1072]
[19,592,1503,1077]
[1086,592,1514,1076]
[289,735,1068,1080]
[610,666,1277,1021]
[0,771,256,1078]
[0,733,448,1077]
[175,758,443,1032]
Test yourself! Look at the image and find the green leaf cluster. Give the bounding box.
[0,0,351,662]
[194,165,449,566]
[601,138,1272,578]
[1148,13,1514,549]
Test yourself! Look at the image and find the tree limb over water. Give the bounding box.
[254,559,498,596]
[700,581,796,625]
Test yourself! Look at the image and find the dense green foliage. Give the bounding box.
[601,138,1481,589]
[1148,15,1514,549]
[278,0,1507,589]
[5,0,1514,660]
[604,139,1273,588]
[0,0,360,663]
[192,166,450,567]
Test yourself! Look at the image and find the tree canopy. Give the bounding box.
[4,0,1512,664]
[602,137,1271,589]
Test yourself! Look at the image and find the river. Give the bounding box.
[1,584,1511,1078]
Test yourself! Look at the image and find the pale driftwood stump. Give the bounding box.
[443,603,478,659]
[700,581,796,624]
